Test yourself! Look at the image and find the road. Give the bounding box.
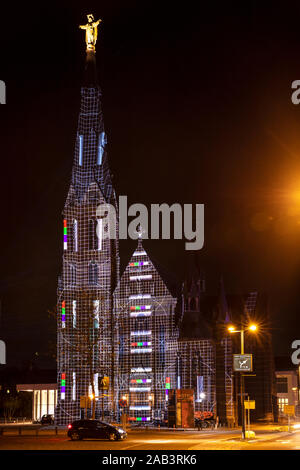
[1,427,300,450]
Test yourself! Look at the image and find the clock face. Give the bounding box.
[233,354,253,372]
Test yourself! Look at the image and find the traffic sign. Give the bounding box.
[100,376,109,390]
[244,400,255,409]
[233,354,253,372]
[119,399,127,407]
[284,405,295,416]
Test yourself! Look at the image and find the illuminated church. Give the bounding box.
[55,18,276,426]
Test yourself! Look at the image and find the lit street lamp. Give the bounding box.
[228,323,258,439]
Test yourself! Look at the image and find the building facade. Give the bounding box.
[275,357,300,419]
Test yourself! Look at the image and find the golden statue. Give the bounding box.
[79,14,102,51]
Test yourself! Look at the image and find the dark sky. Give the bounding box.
[1,1,300,367]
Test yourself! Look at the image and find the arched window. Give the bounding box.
[190,297,196,311]
[93,300,99,328]
[70,264,76,286]
[78,135,83,166]
[159,325,165,368]
[88,262,98,285]
[88,219,97,250]
[97,131,106,165]
[176,353,182,389]
[72,300,76,329]
[73,219,78,252]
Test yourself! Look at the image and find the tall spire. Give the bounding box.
[64,14,114,205]
[84,50,98,87]
[218,276,230,323]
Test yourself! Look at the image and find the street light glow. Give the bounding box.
[228,326,236,332]
[248,324,257,332]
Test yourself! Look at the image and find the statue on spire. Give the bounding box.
[79,14,102,52]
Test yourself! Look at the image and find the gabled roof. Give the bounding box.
[117,239,181,298]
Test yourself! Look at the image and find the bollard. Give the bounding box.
[173,424,175,432]
[18,427,22,435]
[55,426,58,436]
[158,424,160,431]
[36,428,39,437]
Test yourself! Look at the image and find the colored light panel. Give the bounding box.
[61,373,66,400]
[130,379,152,384]
[129,417,151,421]
[62,301,66,328]
[129,261,149,267]
[130,305,151,311]
[63,220,67,250]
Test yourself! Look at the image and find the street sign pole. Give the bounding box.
[247,397,250,435]
[241,329,245,440]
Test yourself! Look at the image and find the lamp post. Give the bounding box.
[228,324,257,439]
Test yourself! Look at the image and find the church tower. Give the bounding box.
[56,16,119,424]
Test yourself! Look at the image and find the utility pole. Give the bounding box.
[240,328,246,440]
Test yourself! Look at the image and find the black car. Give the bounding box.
[41,414,54,425]
[67,419,127,441]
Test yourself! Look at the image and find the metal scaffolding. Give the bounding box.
[56,57,119,424]
[114,239,178,424]
[55,49,221,426]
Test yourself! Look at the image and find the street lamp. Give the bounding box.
[228,323,258,439]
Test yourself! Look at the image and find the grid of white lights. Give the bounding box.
[131,331,152,336]
[132,251,147,256]
[129,275,152,281]
[129,387,151,392]
[130,348,152,354]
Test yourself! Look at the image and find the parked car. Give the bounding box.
[41,414,54,425]
[67,419,127,441]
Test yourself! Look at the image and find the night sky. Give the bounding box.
[1,1,300,367]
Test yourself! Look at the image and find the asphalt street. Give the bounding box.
[1,428,300,450]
